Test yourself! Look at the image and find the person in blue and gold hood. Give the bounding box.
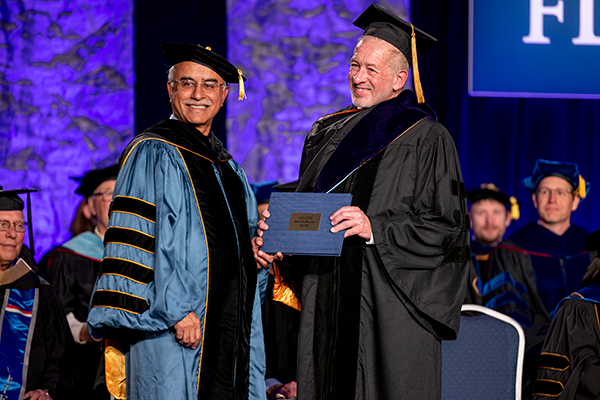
[464,183,519,304]
[532,228,600,400]
[485,159,592,399]
[0,186,76,400]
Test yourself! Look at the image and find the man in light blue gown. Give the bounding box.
[87,43,268,400]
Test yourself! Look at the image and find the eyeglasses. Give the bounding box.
[171,79,226,94]
[91,190,114,202]
[536,187,573,198]
[0,220,27,233]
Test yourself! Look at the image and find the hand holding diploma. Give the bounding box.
[253,209,284,268]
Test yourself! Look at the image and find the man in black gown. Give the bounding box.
[533,228,600,399]
[254,4,469,399]
[39,164,118,399]
[485,159,592,398]
[464,183,518,304]
[0,187,74,400]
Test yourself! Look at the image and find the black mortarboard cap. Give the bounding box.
[161,43,247,100]
[73,164,119,198]
[0,186,38,255]
[353,4,437,67]
[585,228,600,254]
[467,183,520,220]
[353,4,437,104]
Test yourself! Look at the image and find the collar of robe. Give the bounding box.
[314,89,436,193]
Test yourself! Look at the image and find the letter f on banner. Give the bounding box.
[523,0,564,44]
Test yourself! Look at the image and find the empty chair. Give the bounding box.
[442,304,525,400]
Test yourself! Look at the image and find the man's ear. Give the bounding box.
[571,195,581,212]
[82,200,92,220]
[167,81,174,102]
[221,85,229,106]
[393,70,409,92]
[504,210,512,228]
[85,199,97,220]
[532,193,539,210]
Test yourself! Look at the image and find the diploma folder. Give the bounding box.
[261,192,353,257]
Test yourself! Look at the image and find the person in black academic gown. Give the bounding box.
[0,186,77,400]
[532,228,600,399]
[464,183,519,304]
[254,4,469,400]
[38,164,118,400]
[484,159,592,398]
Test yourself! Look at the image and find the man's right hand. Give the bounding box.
[267,381,297,399]
[253,209,283,269]
[174,311,201,349]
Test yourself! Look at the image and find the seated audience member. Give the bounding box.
[39,164,118,399]
[533,228,600,399]
[464,183,519,304]
[0,186,74,400]
[484,159,592,397]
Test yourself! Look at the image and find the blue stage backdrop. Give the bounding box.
[226,0,410,185]
[0,0,134,258]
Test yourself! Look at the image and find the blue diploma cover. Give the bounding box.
[261,192,353,257]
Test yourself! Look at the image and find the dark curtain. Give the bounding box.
[412,0,600,235]
[134,0,227,144]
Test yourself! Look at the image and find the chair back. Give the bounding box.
[441,304,525,400]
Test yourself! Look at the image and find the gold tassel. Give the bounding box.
[237,69,246,101]
[410,24,425,104]
[510,196,520,220]
[205,46,211,51]
[578,174,587,199]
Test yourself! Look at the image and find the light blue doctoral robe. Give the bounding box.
[88,128,268,400]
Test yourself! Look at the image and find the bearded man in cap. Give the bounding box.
[0,187,74,400]
[464,183,519,304]
[485,159,593,398]
[39,164,118,399]
[87,44,268,400]
[254,4,469,399]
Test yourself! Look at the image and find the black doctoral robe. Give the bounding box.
[484,222,591,397]
[39,235,107,398]
[0,248,77,399]
[285,90,470,400]
[464,241,495,305]
[532,285,600,399]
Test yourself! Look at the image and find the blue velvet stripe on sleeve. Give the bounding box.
[483,271,528,297]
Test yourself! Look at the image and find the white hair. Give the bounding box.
[167,65,176,84]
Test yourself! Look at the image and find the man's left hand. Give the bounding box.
[330,206,372,240]
[24,389,51,399]
[174,311,202,349]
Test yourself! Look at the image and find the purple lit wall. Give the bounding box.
[0,1,134,258]
[226,0,410,184]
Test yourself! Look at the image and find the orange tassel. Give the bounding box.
[410,24,425,104]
